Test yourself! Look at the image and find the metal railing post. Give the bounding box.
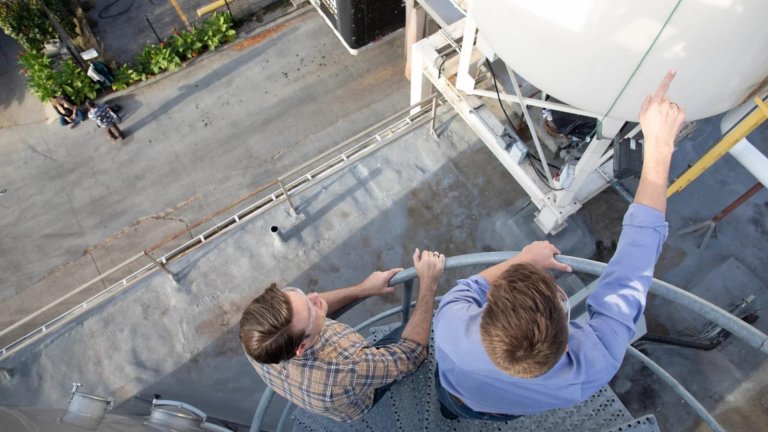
[250,252,768,431]
[401,280,414,324]
[429,95,438,137]
[144,251,176,281]
[250,388,275,432]
[278,179,297,214]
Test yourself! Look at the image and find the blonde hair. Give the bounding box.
[480,263,568,378]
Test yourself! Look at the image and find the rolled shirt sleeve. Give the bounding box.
[353,338,427,393]
[586,203,668,364]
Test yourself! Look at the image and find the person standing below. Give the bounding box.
[85,100,123,143]
[51,95,83,128]
[432,71,686,420]
[239,249,445,422]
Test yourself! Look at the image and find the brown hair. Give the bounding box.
[239,283,304,364]
[480,263,568,378]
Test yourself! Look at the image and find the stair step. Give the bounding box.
[603,415,661,432]
[291,330,638,432]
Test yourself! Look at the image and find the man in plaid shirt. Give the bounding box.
[240,248,445,421]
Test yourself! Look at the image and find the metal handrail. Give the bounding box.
[626,347,724,432]
[252,252,768,431]
[0,95,442,361]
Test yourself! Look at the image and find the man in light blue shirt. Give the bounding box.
[433,71,686,420]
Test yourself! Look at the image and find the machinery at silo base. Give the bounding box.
[0,383,233,432]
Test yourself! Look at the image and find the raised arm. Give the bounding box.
[586,71,685,363]
[635,70,686,214]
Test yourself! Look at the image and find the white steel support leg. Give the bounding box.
[410,46,431,114]
[455,17,477,92]
[556,119,624,207]
[404,0,427,81]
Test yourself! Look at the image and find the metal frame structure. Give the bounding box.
[408,5,768,234]
[0,96,443,361]
[251,252,768,432]
[409,16,628,234]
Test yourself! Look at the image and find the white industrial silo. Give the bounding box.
[470,0,768,121]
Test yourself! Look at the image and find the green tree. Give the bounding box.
[0,0,76,51]
[19,50,98,103]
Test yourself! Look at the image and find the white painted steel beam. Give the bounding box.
[412,24,581,233]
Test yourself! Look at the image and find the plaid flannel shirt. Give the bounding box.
[247,318,426,422]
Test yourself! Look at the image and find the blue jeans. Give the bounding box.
[434,365,521,422]
[59,110,84,126]
[370,323,405,405]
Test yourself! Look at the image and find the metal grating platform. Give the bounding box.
[603,415,660,432]
[291,327,657,432]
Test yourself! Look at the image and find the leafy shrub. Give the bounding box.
[112,64,144,91]
[18,51,58,100]
[136,43,181,75]
[0,0,74,51]
[55,60,99,103]
[0,0,57,51]
[168,30,203,61]
[18,50,98,104]
[20,9,239,99]
[131,12,235,79]
[198,12,237,51]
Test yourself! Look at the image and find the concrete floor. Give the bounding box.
[1,7,768,432]
[86,0,276,64]
[0,8,408,308]
[0,108,537,423]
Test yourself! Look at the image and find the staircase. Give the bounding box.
[289,323,661,432]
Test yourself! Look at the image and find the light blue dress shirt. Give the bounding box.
[434,203,668,415]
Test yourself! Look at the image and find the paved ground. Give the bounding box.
[86,0,280,64]
[0,8,409,308]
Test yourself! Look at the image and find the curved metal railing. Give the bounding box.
[251,252,768,432]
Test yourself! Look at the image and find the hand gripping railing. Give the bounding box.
[251,252,768,432]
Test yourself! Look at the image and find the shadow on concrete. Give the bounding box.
[110,140,531,426]
[282,168,383,241]
[0,31,46,127]
[0,32,26,110]
[108,115,768,431]
[103,94,142,124]
[124,27,297,135]
[87,0,214,64]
